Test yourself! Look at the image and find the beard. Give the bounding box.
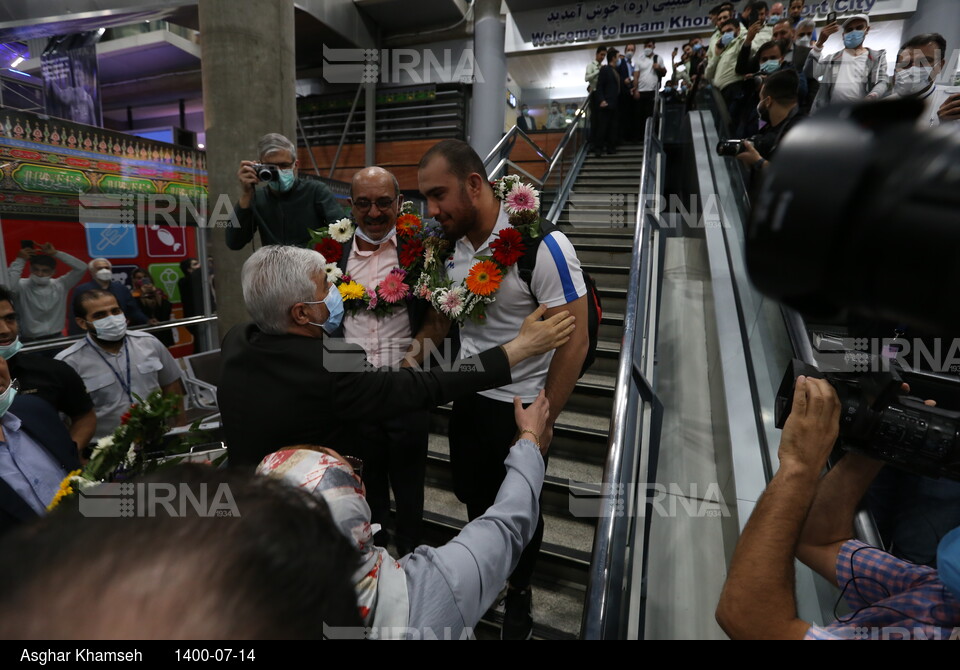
[437,184,478,243]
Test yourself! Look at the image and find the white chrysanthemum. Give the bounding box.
[325,263,343,282]
[437,286,467,319]
[329,218,355,243]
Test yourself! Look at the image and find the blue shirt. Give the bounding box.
[0,411,67,515]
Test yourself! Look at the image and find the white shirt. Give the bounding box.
[834,51,870,103]
[635,53,660,92]
[55,331,182,440]
[447,209,587,403]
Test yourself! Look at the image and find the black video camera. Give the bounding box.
[776,359,960,481]
[252,163,279,182]
[717,139,746,156]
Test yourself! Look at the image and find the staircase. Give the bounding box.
[416,145,642,639]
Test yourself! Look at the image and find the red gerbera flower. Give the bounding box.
[399,238,425,267]
[490,227,527,267]
[316,238,343,264]
[396,213,422,238]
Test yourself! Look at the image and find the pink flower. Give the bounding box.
[378,271,410,303]
[504,183,540,214]
[418,284,432,300]
[368,293,379,310]
[439,287,466,319]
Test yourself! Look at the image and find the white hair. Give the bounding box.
[257,133,297,161]
[796,18,816,32]
[88,257,110,273]
[241,246,327,335]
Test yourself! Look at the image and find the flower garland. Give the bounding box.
[310,208,427,318]
[413,174,543,324]
[47,390,214,512]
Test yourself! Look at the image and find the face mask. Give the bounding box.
[0,383,17,418]
[797,36,812,47]
[894,65,935,97]
[305,286,344,334]
[760,60,781,74]
[29,274,51,286]
[767,14,781,24]
[354,224,397,246]
[664,86,674,93]
[0,338,22,360]
[95,268,113,282]
[626,52,635,61]
[643,48,654,57]
[844,30,866,49]
[268,168,296,193]
[757,99,772,123]
[89,314,127,342]
[721,32,736,47]
[693,43,703,52]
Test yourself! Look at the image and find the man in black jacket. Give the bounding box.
[228,133,344,249]
[595,48,621,156]
[219,245,574,470]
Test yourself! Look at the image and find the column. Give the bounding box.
[469,0,508,161]
[198,0,297,337]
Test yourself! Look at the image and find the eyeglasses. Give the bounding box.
[352,196,399,212]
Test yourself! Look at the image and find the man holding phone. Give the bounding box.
[805,14,890,113]
[6,242,87,342]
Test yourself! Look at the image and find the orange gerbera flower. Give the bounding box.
[466,260,503,296]
[396,213,422,237]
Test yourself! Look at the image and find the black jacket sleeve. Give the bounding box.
[227,202,256,250]
[735,41,757,76]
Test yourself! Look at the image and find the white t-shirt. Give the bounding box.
[833,51,870,103]
[635,53,660,92]
[447,209,587,403]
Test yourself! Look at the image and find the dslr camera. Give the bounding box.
[252,163,279,182]
[716,139,746,156]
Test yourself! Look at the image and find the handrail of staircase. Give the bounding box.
[483,96,590,186]
[582,91,666,640]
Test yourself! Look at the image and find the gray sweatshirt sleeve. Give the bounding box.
[400,439,545,637]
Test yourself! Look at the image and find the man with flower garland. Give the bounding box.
[417,139,590,640]
[328,166,450,555]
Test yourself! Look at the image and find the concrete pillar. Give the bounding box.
[198,0,297,337]
[365,81,376,167]
[902,0,960,83]
[468,0,508,161]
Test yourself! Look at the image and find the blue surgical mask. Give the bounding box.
[269,168,296,193]
[760,60,781,74]
[721,32,736,47]
[89,314,127,342]
[664,86,674,93]
[767,13,782,24]
[0,338,22,360]
[844,30,866,49]
[693,43,703,52]
[305,287,344,334]
[0,382,16,418]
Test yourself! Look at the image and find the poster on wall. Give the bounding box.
[41,32,102,127]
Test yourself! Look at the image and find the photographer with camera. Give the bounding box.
[228,133,344,250]
[731,69,803,176]
[716,376,960,639]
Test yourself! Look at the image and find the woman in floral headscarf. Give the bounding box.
[257,390,551,639]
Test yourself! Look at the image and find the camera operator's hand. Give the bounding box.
[237,160,259,207]
[736,140,764,168]
[778,376,840,473]
[817,22,840,48]
[938,93,960,123]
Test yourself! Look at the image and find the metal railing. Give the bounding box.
[21,315,219,354]
[582,96,667,640]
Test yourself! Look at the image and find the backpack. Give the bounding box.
[515,220,603,378]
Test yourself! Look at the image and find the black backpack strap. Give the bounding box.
[516,219,559,298]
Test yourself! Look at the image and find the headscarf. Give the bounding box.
[257,449,409,637]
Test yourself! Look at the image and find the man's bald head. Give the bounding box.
[349,166,403,244]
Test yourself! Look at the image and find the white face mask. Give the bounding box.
[30,274,51,286]
[95,268,113,282]
[894,65,935,97]
[796,36,812,47]
[89,314,127,342]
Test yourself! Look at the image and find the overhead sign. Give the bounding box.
[510,0,918,48]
